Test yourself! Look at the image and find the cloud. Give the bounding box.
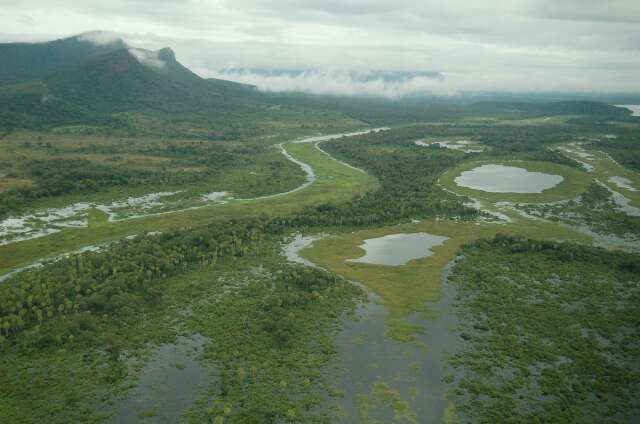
[128,48,166,69]
[77,30,123,45]
[533,0,640,23]
[212,68,450,98]
[0,0,639,95]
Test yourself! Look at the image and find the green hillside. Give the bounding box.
[0,33,126,85]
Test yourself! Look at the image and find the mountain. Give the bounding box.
[0,38,266,133]
[0,32,126,85]
[0,33,634,135]
[44,47,209,112]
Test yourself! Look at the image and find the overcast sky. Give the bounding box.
[1,0,639,97]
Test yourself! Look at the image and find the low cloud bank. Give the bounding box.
[206,65,640,99]
[77,30,122,45]
[210,68,452,98]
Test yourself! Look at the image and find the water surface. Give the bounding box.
[609,176,638,192]
[455,164,563,193]
[281,234,325,268]
[327,261,461,423]
[347,232,449,266]
[110,334,212,423]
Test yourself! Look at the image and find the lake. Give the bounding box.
[455,164,563,193]
[347,232,449,266]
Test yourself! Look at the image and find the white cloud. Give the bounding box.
[212,69,452,98]
[128,48,166,69]
[77,30,122,45]
[0,0,639,95]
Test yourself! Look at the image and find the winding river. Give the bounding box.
[0,128,388,281]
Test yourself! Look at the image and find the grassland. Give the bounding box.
[301,217,592,340]
[0,136,377,275]
[0,131,309,212]
[558,142,640,208]
[439,159,592,203]
[461,115,578,126]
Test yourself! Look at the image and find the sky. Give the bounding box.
[1,0,639,97]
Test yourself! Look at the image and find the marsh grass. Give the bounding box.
[0,140,377,275]
[302,218,591,340]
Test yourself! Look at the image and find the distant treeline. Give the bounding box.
[591,134,640,172]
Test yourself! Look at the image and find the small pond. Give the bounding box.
[347,232,449,266]
[455,164,563,193]
[109,334,212,423]
[609,176,638,192]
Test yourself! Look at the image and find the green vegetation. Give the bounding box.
[560,140,640,209]
[2,34,640,423]
[593,134,640,172]
[288,126,479,228]
[357,380,417,424]
[302,218,591,339]
[448,235,640,423]
[182,265,363,423]
[0,217,364,423]
[516,183,640,239]
[0,137,376,275]
[0,131,310,218]
[0,218,275,339]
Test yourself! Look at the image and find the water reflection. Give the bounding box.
[110,334,212,423]
[455,164,563,193]
[328,261,461,423]
[347,232,449,266]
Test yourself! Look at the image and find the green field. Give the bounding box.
[0,136,377,275]
[2,118,639,424]
[301,217,592,340]
[559,142,640,208]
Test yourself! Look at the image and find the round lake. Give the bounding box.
[347,232,449,266]
[454,164,563,193]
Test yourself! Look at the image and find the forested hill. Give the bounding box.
[0,33,127,85]
[0,35,273,134]
[42,47,248,113]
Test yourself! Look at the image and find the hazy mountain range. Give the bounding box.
[0,32,634,135]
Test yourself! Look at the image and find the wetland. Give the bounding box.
[2,112,639,424]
